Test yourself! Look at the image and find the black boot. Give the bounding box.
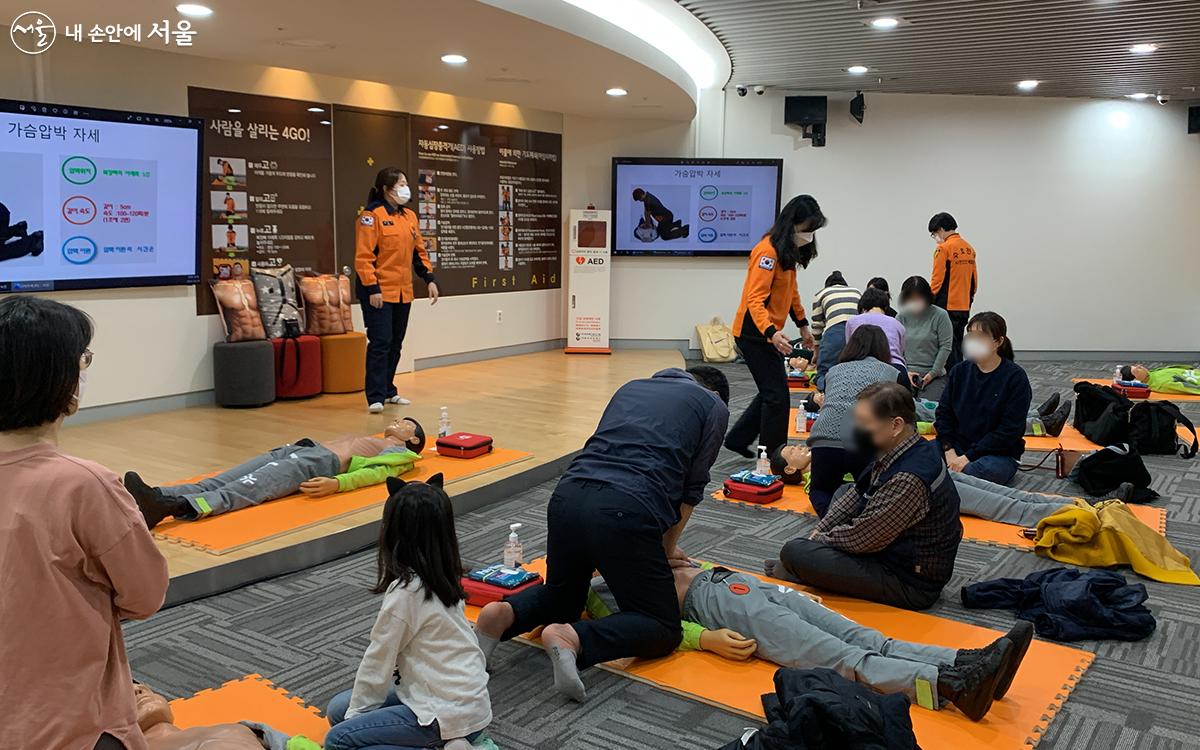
[1105,481,1136,503]
[1040,400,1073,437]
[939,642,1008,721]
[123,471,188,529]
[1036,392,1061,418]
[956,621,1033,699]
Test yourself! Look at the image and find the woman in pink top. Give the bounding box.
[845,287,908,377]
[0,296,169,750]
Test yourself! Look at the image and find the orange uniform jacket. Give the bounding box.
[355,201,436,303]
[732,236,808,339]
[930,232,977,312]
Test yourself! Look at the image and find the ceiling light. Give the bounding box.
[319,120,331,125]
[870,17,900,29]
[847,65,869,75]
[1129,43,1158,54]
[441,54,468,65]
[606,87,628,97]
[307,106,324,113]
[175,4,213,17]
[435,125,450,131]
[227,108,241,113]
[1017,79,1039,91]
[1125,93,1152,100]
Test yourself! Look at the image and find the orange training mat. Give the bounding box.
[473,559,1093,748]
[153,447,532,554]
[1073,378,1200,402]
[169,674,328,743]
[712,484,1167,551]
[790,407,1092,453]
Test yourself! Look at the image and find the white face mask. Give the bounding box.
[792,229,815,246]
[392,185,411,204]
[900,301,926,316]
[963,337,993,362]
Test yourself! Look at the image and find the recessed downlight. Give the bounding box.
[441,54,468,65]
[435,124,450,130]
[606,87,628,97]
[847,65,869,75]
[307,106,324,113]
[319,120,331,126]
[1129,43,1158,54]
[1126,93,1152,100]
[1017,79,1039,92]
[175,4,213,18]
[227,108,242,113]
[870,17,900,29]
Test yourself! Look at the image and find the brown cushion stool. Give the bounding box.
[320,331,367,393]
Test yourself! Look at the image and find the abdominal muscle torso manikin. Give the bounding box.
[135,683,264,750]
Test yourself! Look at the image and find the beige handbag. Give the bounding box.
[696,317,738,363]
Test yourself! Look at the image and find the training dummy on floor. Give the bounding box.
[123,418,425,528]
[588,564,1031,722]
[1116,364,1200,396]
[133,683,319,750]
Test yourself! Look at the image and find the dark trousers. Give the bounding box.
[726,335,790,454]
[813,322,846,390]
[502,479,681,668]
[94,734,125,750]
[779,537,944,611]
[360,299,412,404]
[808,447,869,517]
[947,310,970,367]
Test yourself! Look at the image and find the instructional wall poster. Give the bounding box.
[188,87,334,314]
[410,115,561,296]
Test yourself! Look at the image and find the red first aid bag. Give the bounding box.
[722,478,784,504]
[1113,383,1151,400]
[436,432,495,459]
[461,576,542,606]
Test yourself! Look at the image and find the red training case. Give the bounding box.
[723,478,784,504]
[436,432,495,459]
[1113,383,1151,400]
[461,576,542,607]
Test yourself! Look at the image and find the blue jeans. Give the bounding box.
[814,322,846,391]
[326,689,464,750]
[963,454,1019,485]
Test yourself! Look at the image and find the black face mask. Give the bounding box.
[852,427,879,457]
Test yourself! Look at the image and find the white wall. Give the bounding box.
[1,43,566,407]
[601,90,1200,354]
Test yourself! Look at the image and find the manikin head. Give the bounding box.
[1121,364,1150,382]
[384,417,426,454]
[135,682,175,732]
[852,382,918,458]
[770,444,812,485]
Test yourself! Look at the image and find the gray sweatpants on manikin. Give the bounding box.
[953,472,1073,527]
[682,569,956,709]
[161,440,341,518]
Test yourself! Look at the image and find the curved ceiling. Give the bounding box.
[8,0,698,120]
[678,0,1200,100]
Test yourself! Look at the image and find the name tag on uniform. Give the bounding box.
[382,220,394,226]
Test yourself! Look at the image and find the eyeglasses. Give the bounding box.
[80,349,94,370]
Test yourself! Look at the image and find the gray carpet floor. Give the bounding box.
[125,358,1200,749]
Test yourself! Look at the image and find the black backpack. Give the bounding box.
[1072,381,1132,445]
[1072,443,1158,499]
[1130,401,1198,458]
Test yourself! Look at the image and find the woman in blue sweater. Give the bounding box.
[934,312,1032,485]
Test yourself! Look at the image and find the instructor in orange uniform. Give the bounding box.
[355,167,439,413]
[725,195,827,457]
[927,212,978,366]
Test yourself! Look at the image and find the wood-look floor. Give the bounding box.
[59,349,682,576]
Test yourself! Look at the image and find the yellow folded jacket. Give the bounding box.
[1035,500,1200,585]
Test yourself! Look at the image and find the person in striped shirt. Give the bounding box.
[809,271,861,389]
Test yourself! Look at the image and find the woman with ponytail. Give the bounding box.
[355,167,440,413]
[933,311,1032,485]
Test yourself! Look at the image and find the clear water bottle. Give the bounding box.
[438,406,451,438]
[503,523,524,567]
[755,445,771,476]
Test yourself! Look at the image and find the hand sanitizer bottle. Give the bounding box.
[438,406,451,438]
[503,523,523,568]
[755,445,771,476]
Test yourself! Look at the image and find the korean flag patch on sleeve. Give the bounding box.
[757,255,776,271]
[360,213,375,226]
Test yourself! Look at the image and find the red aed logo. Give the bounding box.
[729,583,751,595]
[575,256,585,264]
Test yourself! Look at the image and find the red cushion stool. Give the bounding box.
[271,335,322,399]
[320,331,367,394]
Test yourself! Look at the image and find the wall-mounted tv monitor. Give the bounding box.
[611,157,783,256]
[0,98,203,293]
